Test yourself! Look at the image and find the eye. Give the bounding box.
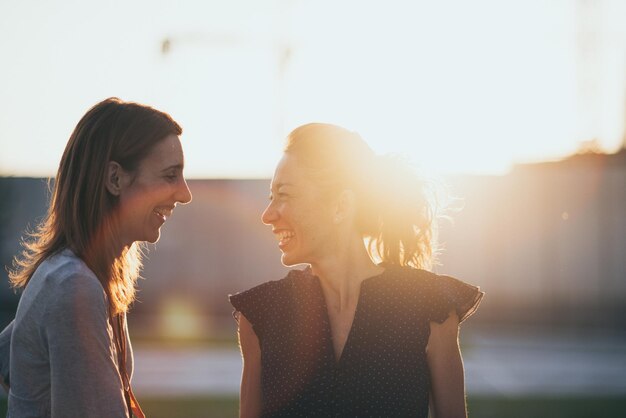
[165,173,178,182]
[268,192,289,201]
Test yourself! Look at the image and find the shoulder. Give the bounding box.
[380,265,484,324]
[229,267,314,330]
[368,265,439,307]
[378,264,438,290]
[49,250,102,292]
[382,265,474,290]
[35,250,107,316]
[229,267,313,307]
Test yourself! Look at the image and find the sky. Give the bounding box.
[0,0,625,178]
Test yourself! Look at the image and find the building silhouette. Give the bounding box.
[1,149,625,336]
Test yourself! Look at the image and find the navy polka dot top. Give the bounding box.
[230,265,483,418]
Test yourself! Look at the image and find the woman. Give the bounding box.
[0,97,192,417]
[230,123,483,418]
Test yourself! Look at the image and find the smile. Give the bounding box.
[274,230,295,247]
[153,207,174,222]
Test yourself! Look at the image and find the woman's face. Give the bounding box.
[262,153,337,266]
[117,134,192,246]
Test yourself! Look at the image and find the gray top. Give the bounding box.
[0,320,10,390]
[1,249,133,418]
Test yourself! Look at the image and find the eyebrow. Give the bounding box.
[271,182,294,191]
[161,164,184,172]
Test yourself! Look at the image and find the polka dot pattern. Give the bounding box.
[230,265,483,417]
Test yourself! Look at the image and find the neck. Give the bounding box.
[311,234,384,311]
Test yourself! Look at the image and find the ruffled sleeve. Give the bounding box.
[428,274,484,324]
[229,280,280,341]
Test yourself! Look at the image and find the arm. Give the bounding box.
[0,320,12,392]
[426,311,467,418]
[46,275,128,418]
[237,313,262,418]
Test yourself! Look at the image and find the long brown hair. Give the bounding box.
[285,123,442,270]
[9,97,182,314]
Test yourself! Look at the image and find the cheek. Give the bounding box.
[300,210,324,235]
[123,185,164,215]
[143,182,172,202]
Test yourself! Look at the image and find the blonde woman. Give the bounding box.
[230,123,483,418]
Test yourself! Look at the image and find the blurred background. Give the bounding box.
[1,0,625,417]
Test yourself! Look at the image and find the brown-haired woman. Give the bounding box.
[0,98,192,417]
[230,123,483,418]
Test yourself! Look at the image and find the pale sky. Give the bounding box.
[0,0,625,178]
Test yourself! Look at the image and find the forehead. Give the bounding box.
[270,153,307,189]
[140,134,184,169]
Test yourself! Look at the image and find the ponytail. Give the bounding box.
[358,154,439,270]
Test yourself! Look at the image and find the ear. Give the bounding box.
[105,161,125,196]
[333,189,356,224]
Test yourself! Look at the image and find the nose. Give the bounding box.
[175,178,193,205]
[261,200,278,225]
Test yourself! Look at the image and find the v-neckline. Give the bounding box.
[313,269,385,367]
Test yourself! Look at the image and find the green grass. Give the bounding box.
[141,396,239,417]
[467,396,626,418]
[0,396,239,418]
[1,396,625,417]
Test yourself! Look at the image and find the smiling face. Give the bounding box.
[116,134,192,246]
[261,153,339,267]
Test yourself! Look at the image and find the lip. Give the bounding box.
[153,206,175,223]
[272,228,295,250]
[278,238,292,250]
[153,212,166,226]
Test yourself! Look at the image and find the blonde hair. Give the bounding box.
[285,123,442,270]
[10,98,182,314]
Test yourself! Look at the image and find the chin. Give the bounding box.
[145,230,161,244]
[281,253,297,267]
[281,252,308,268]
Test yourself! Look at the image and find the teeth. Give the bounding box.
[154,208,173,219]
[277,231,294,242]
